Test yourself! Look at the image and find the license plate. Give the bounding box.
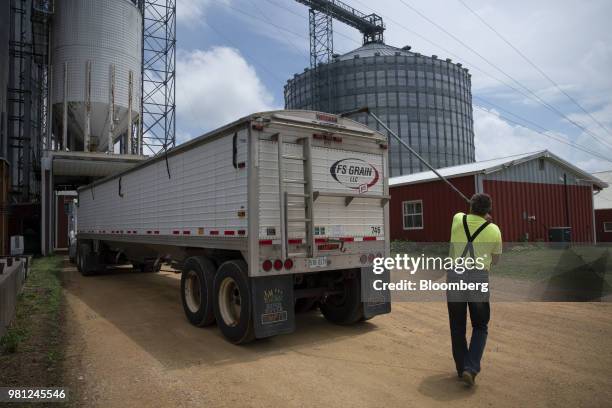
[307,256,327,268]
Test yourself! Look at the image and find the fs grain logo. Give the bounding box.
[330,158,379,193]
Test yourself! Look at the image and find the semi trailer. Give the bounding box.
[75,110,391,343]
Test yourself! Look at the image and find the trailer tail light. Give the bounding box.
[360,254,368,264]
[273,259,283,271]
[367,253,375,263]
[262,260,273,272]
[284,259,293,270]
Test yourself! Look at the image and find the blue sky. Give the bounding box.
[174,0,612,173]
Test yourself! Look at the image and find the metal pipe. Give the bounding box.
[85,60,91,152]
[46,23,52,151]
[108,64,115,153]
[341,107,471,204]
[127,70,133,154]
[137,109,142,155]
[62,62,68,151]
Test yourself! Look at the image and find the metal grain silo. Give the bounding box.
[285,43,475,176]
[51,0,142,153]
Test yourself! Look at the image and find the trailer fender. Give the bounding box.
[250,275,296,339]
[361,266,391,318]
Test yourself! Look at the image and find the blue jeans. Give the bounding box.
[446,269,490,375]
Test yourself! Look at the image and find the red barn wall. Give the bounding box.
[595,209,612,242]
[389,176,595,243]
[389,176,474,242]
[484,180,594,242]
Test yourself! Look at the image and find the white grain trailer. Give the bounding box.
[75,110,391,343]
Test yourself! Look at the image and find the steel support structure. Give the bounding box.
[297,0,385,45]
[7,0,30,200]
[299,0,385,112]
[308,8,333,112]
[140,0,176,156]
[6,0,52,203]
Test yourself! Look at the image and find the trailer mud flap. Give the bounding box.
[251,275,296,339]
[361,266,391,318]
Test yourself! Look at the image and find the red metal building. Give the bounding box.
[389,151,608,243]
[593,171,612,242]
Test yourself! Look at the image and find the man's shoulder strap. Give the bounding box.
[462,214,491,242]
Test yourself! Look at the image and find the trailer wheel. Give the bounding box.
[213,260,255,344]
[76,243,84,273]
[320,269,364,325]
[181,256,216,327]
[78,243,97,276]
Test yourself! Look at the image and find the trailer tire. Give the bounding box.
[76,243,84,273]
[78,243,98,276]
[213,260,255,344]
[320,270,364,325]
[181,256,216,327]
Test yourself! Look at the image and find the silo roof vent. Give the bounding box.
[432,55,438,59]
[402,45,411,51]
[446,58,452,62]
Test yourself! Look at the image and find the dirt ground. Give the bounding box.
[59,258,612,407]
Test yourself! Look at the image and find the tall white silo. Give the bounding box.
[52,0,142,153]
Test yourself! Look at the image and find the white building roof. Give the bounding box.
[390,150,608,189]
[593,170,612,210]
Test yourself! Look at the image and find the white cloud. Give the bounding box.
[175,46,277,138]
[473,107,611,173]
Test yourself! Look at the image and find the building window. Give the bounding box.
[403,200,423,230]
[604,222,612,233]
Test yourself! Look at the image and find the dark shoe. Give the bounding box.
[461,371,475,387]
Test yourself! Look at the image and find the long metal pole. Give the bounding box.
[62,62,68,151]
[108,64,115,153]
[127,70,133,154]
[85,60,91,152]
[341,107,471,204]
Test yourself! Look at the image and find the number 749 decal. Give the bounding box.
[370,226,381,234]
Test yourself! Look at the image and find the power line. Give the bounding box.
[473,105,612,164]
[474,97,612,163]
[348,0,568,125]
[248,0,308,54]
[474,96,549,133]
[396,0,612,151]
[457,0,612,139]
[215,1,311,50]
[205,1,612,164]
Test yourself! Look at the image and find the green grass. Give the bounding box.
[1,256,63,355]
[391,241,612,283]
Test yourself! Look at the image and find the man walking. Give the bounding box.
[448,193,502,387]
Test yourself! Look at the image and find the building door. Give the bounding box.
[55,192,77,250]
